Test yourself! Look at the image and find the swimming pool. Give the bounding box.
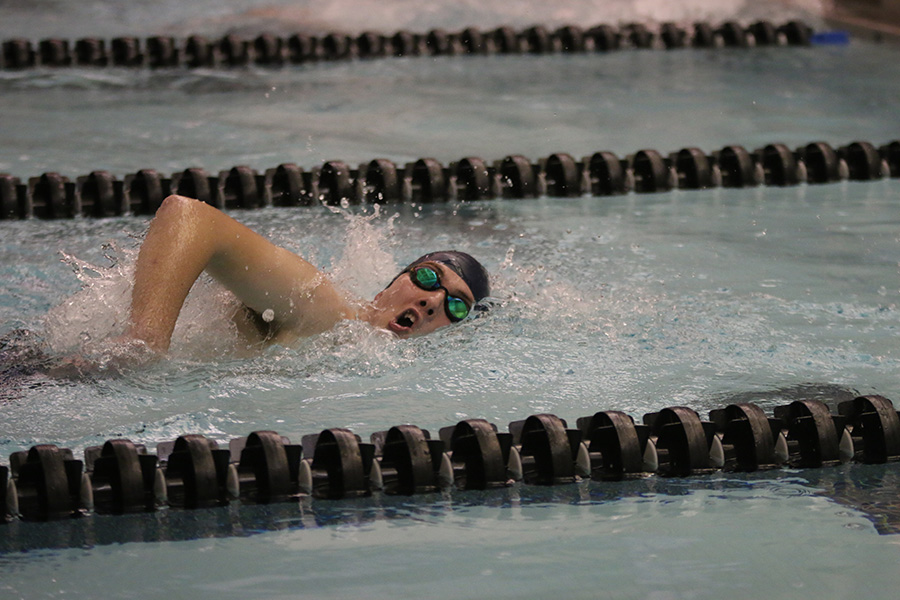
[4,0,900,598]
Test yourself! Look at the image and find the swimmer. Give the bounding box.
[125,195,490,355]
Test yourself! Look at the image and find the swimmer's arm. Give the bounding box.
[127,195,354,353]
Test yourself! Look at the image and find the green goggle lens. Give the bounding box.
[446,296,470,321]
[410,266,471,322]
[414,266,440,289]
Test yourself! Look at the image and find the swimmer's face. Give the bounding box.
[370,262,475,338]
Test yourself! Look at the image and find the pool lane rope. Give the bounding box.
[0,20,825,70]
[2,394,899,525]
[1,139,897,220]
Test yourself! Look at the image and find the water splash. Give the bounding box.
[325,203,402,301]
[43,243,135,353]
[34,205,415,368]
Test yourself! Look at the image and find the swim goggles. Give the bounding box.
[408,265,471,322]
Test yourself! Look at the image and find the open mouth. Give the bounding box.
[389,308,418,334]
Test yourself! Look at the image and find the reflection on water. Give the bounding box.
[2,461,898,555]
[807,464,900,535]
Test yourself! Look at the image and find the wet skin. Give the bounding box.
[365,262,475,338]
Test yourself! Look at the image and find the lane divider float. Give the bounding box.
[1,140,897,220]
[3,394,898,523]
[0,20,820,70]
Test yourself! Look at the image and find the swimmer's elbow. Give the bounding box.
[157,194,200,217]
[150,195,219,240]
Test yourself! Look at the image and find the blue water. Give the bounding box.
[4,1,900,599]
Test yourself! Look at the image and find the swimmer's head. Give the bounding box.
[403,250,490,302]
[370,250,490,338]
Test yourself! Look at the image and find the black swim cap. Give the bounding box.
[406,250,490,302]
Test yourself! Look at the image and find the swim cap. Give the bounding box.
[406,250,490,302]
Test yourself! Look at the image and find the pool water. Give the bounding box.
[4,184,900,598]
[4,0,900,599]
[4,31,900,177]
